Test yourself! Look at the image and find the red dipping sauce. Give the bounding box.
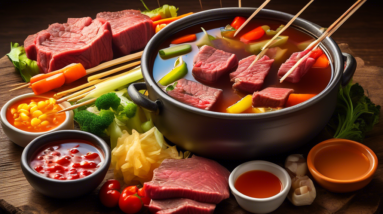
[30,139,104,180]
[235,170,282,198]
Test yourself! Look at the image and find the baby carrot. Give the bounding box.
[31,73,66,95]
[312,54,329,68]
[240,26,265,44]
[151,14,162,21]
[62,63,87,84]
[153,12,193,29]
[285,94,316,107]
[171,34,197,44]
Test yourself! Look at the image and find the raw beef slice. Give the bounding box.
[149,199,215,214]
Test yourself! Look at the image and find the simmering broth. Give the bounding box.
[152,19,332,113]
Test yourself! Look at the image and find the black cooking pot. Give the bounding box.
[128,8,356,160]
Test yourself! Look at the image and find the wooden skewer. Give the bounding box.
[57,86,95,103]
[9,83,29,91]
[9,82,26,87]
[87,61,140,82]
[233,0,271,37]
[249,0,314,67]
[157,0,160,7]
[54,79,104,98]
[239,0,242,7]
[57,98,97,114]
[67,92,91,103]
[199,0,203,10]
[220,0,222,7]
[280,0,366,83]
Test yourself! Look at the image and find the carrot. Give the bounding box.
[312,53,329,68]
[171,34,197,44]
[29,70,63,84]
[62,63,87,84]
[240,26,265,44]
[151,14,162,22]
[309,48,323,59]
[153,12,193,29]
[285,94,316,107]
[231,16,246,30]
[31,73,66,95]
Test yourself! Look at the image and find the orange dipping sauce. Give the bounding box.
[235,170,282,198]
[314,145,370,180]
[6,97,66,132]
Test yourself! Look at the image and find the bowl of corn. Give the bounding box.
[1,93,74,147]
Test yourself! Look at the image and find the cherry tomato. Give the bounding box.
[83,152,99,159]
[69,148,79,154]
[99,180,121,208]
[122,186,138,197]
[119,195,142,214]
[137,186,151,206]
[231,16,246,30]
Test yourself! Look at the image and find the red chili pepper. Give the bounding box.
[240,26,265,44]
[99,179,121,208]
[231,16,246,30]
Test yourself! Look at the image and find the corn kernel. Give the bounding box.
[32,110,43,118]
[17,103,27,110]
[13,113,18,119]
[41,121,50,126]
[18,109,29,115]
[20,112,29,121]
[22,121,29,125]
[49,98,56,105]
[11,108,16,114]
[37,101,47,109]
[30,106,38,114]
[31,118,41,126]
[29,102,37,107]
[21,104,30,111]
[14,121,22,126]
[14,117,21,121]
[38,114,47,120]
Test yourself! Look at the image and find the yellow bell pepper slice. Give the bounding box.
[226,95,253,113]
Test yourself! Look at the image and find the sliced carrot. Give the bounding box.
[240,26,265,44]
[309,48,323,59]
[62,63,87,84]
[153,12,193,29]
[31,73,66,95]
[312,53,329,68]
[231,16,246,30]
[171,34,197,44]
[151,14,162,21]
[29,69,64,84]
[285,94,316,107]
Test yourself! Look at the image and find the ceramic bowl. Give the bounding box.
[0,93,74,147]
[229,160,291,214]
[21,130,111,198]
[307,138,378,193]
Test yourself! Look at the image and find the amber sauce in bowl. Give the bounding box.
[235,170,282,198]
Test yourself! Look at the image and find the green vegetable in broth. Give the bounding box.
[220,25,236,38]
[246,36,289,54]
[159,44,192,59]
[7,42,40,82]
[158,56,188,86]
[297,39,315,51]
[266,47,288,62]
[265,25,284,36]
[196,27,216,48]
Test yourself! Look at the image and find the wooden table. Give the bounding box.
[1,0,383,213]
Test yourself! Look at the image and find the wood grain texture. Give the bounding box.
[0,0,382,213]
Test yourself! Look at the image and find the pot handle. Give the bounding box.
[128,82,160,113]
[342,53,357,86]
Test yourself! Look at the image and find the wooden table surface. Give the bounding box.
[0,0,383,213]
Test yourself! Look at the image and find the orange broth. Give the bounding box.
[235,170,282,198]
[153,19,332,113]
[314,145,371,180]
[6,97,66,132]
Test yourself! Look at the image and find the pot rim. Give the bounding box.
[142,7,343,120]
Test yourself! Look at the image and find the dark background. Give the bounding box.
[0,0,382,67]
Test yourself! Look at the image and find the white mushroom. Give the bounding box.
[285,154,308,177]
[288,176,316,206]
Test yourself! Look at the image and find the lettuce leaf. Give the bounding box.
[140,0,178,18]
[6,42,40,82]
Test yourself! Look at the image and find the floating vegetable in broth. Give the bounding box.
[196,28,216,48]
[159,56,188,86]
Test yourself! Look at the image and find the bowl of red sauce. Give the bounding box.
[21,130,111,199]
[229,161,291,213]
[1,93,74,147]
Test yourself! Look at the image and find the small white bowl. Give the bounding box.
[229,160,291,214]
[1,93,74,147]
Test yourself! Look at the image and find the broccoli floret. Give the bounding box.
[74,109,114,136]
[95,92,121,110]
[121,102,137,118]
